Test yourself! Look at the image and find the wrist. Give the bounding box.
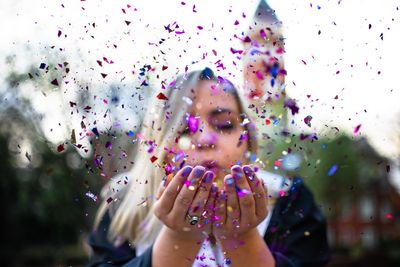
[216,228,259,251]
[163,225,205,243]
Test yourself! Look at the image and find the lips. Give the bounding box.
[199,160,220,173]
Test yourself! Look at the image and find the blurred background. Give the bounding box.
[1,0,399,266]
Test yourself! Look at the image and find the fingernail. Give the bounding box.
[226,177,234,186]
[243,166,254,181]
[211,184,218,193]
[203,172,214,183]
[232,165,242,173]
[161,176,167,187]
[220,189,227,200]
[232,166,243,180]
[194,167,205,178]
[182,166,193,177]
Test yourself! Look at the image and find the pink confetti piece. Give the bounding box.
[304,115,312,127]
[255,70,264,80]
[230,47,243,54]
[188,115,199,133]
[260,29,267,39]
[353,124,362,136]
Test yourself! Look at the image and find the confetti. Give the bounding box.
[150,155,158,163]
[86,191,98,202]
[182,96,193,106]
[353,124,362,136]
[92,127,100,137]
[187,115,199,133]
[25,152,32,162]
[164,163,173,175]
[71,129,76,144]
[51,79,59,86]
[157,92,168,100]
[304,115,312,127]
[284,99,300,115]
[105,141,112,149]
[230,48,243,54]
[57,144,65,152]
[327,164,338,176]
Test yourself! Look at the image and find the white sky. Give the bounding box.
[1,0,399,163]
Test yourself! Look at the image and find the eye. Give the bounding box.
[215,122,235,132]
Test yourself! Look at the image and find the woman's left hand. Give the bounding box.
[212,165,268,244]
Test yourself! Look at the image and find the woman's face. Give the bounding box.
[169,80,250,186]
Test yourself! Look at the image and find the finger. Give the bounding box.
[243,166,268,219]
[189,171,215,217]
[232,165,255,227]
[214,188,227,229]
[198,183,218,230]
[157,166,193,216]
[224,174,240,229]
[155,174,172,200]
[169,166,206,222]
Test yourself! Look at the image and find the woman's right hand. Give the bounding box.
[154,165,217,241]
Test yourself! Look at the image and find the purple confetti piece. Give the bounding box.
[188,115,199,133]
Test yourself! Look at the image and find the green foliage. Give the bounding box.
[0,114,102,266]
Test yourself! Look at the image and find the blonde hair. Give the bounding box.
[94,68,258,248]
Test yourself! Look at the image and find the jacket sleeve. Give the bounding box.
[86,211,153,267]
[265,177,331,267]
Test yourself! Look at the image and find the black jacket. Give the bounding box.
[86,177,331,267]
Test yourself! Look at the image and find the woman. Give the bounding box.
[87,68,330,267]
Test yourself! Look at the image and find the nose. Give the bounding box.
[193,128,218,150]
